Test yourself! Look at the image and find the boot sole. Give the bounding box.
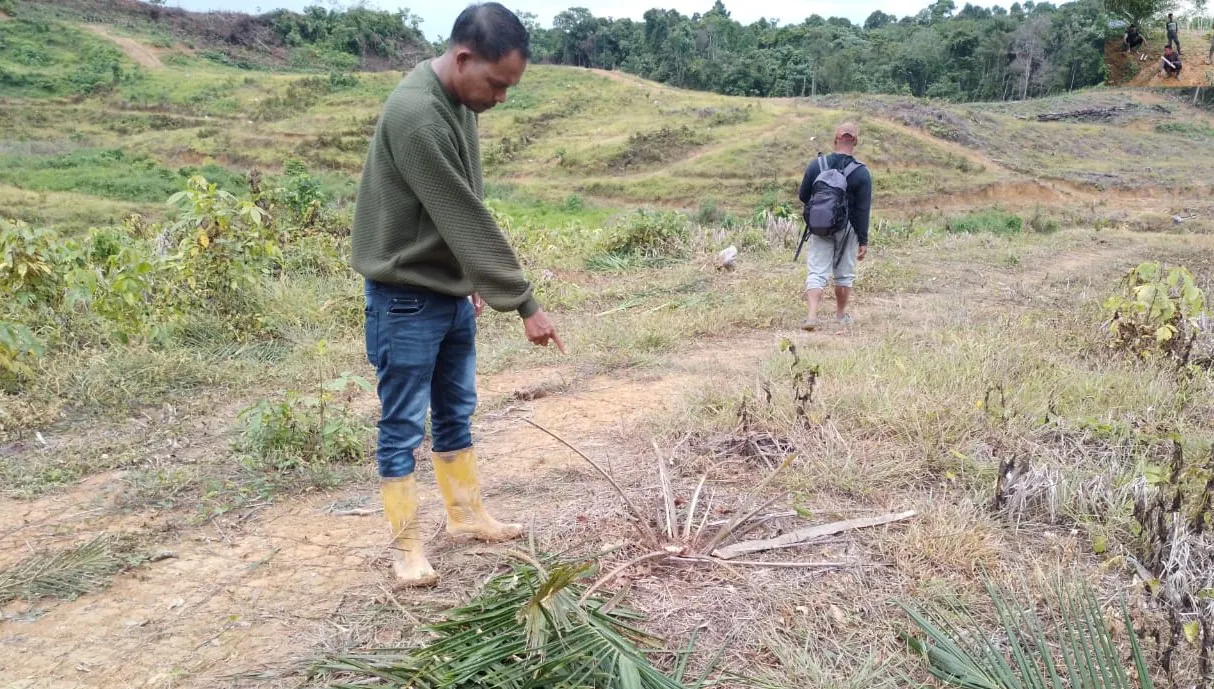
[446,525,524,543]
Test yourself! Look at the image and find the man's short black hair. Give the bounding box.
[450,3,531,61]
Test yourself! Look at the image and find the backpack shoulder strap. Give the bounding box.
[816,155,829,173]
[841,161,864,178]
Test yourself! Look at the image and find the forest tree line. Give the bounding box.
[517,0,1113,101]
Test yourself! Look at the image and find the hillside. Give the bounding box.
[3,6,1214,689]
[3,0,431,73]
[3,3,1213,234]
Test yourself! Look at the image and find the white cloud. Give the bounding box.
[173,0,996,41]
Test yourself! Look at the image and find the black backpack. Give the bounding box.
[801,154,863,238]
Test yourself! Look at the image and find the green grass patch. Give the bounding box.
[945,210,1023,235]
[0,148,246,202]
[0,18,137,97]
[1155,121,1214,140]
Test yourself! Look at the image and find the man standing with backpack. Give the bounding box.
[796,122,872,331]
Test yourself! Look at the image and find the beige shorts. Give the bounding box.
[805,226,858,291]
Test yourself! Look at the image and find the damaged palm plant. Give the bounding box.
[527,418,911,584]
[522,339,914,588]
[1131,440,1214,686]
[900,578,1154,688]
[315,551,732,689]
[687,340,818,472]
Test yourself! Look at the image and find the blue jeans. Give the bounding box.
[364,280,477,478]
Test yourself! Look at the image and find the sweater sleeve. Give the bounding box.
[391,124,540,318]
[850,168,873,246]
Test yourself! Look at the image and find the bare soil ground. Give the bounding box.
[4,228,1204,688]
[81,25,164,69]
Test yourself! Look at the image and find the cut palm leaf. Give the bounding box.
[316,552,739,689]
[900,579,1154,689]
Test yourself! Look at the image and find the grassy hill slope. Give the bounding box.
[3,3,1213,234]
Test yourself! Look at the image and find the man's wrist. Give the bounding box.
[518,297,540,319]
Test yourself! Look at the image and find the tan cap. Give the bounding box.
[835,122,859,140]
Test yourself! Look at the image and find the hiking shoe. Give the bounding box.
[800,317,821,332]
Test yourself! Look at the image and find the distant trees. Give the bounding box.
[526,0,1113,100]
[1103,0,1174,24]
[267,4,425,60]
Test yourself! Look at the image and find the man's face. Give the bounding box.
[454,49,527,114]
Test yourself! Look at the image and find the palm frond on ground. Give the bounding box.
[900,579,1153,689]
[314,551,736,689]
[0,533,128,604]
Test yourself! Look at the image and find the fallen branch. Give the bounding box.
[578,550,672,604]
[711,510,917,560]
[332,508,381,516]
[1035,105,1132,122]
[681,556,886,569]
[701,455,793,553]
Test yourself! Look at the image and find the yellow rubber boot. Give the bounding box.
[380,475,439,587]
[433,448,523,542]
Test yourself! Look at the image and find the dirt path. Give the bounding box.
[83,25,163,69]
[0,334,778,688]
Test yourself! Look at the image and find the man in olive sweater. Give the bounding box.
[352,2,562,587]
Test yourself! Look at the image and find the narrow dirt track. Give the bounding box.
[83,25,164,69]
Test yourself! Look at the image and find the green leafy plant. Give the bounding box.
[164,176,282,339]
[0,219,62,308]
[599,209,691,261]
[945,210,1023,235]
[0,219,169,382]
[277,158,326,226]
[1103,262,1207,365]
[0,320,43,383]
[900,579,1154,688]
[236,372,373,472]
[316,551,735,688]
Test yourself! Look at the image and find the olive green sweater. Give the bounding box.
[351,60,539,318]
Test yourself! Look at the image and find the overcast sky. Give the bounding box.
[173,0,997,40]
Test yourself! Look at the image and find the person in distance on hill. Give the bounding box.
[1161,45,1183,79]
[797,122,872,332]
[1122,24,1144,56]
[1165,13,1181,54]
[351,2,564,588]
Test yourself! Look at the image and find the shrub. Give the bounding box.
[235,372,373,472]
[162,176,282,339]
[1103,262,1208,365]
[598,209,691,260]
[0,218,168,385]
[275,158,326,226]
[945,210,1023,235]
[1028,209,1060,234]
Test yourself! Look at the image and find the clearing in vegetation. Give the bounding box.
[2,1,1214,688]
